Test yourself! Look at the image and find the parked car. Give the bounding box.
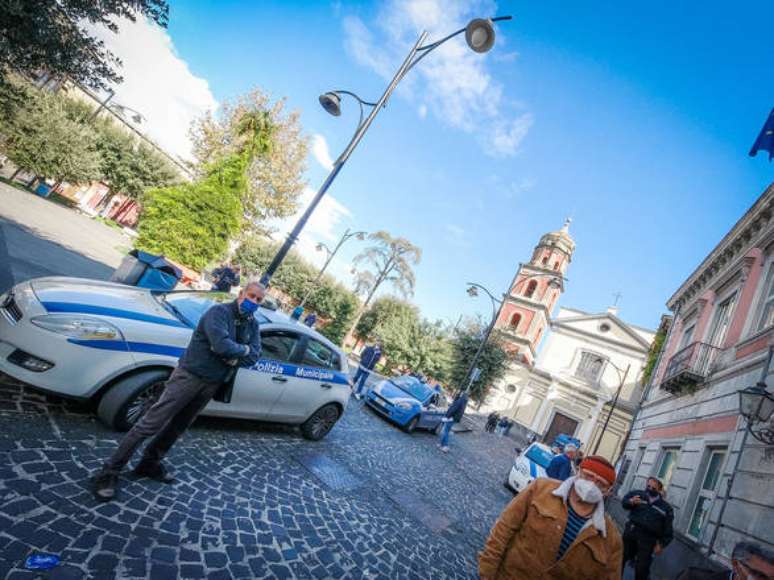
[505,442,555,493]
[0,278,350,440]
[364,375,445,433]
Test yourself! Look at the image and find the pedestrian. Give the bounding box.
[546,443,577,481]
[211,263,241,293]
[291,304,304,321]
[353,341,382,400]
[485,412,499,433]
[438,390,468,453]
[303,312,317,328]
[479,455,622,579]
[621,477,674,580]
[91,282,266,502]
[496,415,508,435]
[676,541,774,580]
[503,419,513,437]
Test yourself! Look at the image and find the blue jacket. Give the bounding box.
[360,346,382,370]
[178,301,261,382]
[546,452,573,481]
[445,393,469,423]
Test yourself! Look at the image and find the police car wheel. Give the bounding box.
[301,403,340,441]
[403,416,419,433]
[97,369,170,431]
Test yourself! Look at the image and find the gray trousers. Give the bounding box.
[104,366,221,472]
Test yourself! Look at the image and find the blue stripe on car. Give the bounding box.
[529,460,537,478]
[42,301,188,328]
[66,339,349,384]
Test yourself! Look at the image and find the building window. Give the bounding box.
[505,384,517,394]
[510,312,522,329]
[542,256,549,265]
[599,322,611,333]
[553,261,560,271]
[687,449,726,540]
[706,293,737,347]
[656,448,680,490]
[679,324,695,349]
[575,352,605,382]
[758,264,774,331]
[525,280,538,298]
[534,327,543,345]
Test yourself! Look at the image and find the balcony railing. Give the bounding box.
[660,341,720,394]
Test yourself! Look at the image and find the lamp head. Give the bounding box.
[319,92,342,116]
[739,383,774,423]
[467,286,479,298]
[465,18,496,53]
[356,232,367,241]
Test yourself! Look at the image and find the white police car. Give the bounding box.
[506,442,555,493]
[0,277,350,440]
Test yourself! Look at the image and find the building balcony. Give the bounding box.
[660,342,720,395]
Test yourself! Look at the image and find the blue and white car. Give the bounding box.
[0,277,350,440]
[364,375,445,433]
[506,442,556,493]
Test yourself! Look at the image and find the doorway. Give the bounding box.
[544,412,579,444]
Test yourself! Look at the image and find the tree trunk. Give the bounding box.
[9,166,23,182]
[344,267,390,345]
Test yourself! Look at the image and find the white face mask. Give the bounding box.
[574,478,604,504]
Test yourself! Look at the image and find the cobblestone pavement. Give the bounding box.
[0,374,520,580]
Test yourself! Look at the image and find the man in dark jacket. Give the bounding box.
[212,263,241,293]
[677,541,774,580]
[353,341,382,399]
[438,391,468,452]
[485,412,499,433]
[92,282,265,501]
[546,444,577,481]
[622,477,674,580]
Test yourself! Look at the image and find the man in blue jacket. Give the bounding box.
[546,443,577,481]
[438,391,468,453]
[353,341,382,399]
[92,282,265,501]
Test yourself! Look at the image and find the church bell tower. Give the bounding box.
[495,219,575,365]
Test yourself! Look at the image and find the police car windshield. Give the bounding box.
[160,292,271,327]
[390,376,433,402]
[525,445,554,468]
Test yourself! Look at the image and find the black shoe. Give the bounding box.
[92,470,119,502]
[133,460,175,483]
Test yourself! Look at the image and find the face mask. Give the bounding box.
[239,298,258,316]
[574,478,604,504]
[646,487,660,498]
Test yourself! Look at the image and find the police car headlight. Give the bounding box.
[31,315,124,340]
[394,401,414,410]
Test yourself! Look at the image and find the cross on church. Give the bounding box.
[613,291,623,306]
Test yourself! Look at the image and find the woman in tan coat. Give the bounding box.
[479,455,623,580]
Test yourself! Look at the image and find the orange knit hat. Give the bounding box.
[579,455,616,485]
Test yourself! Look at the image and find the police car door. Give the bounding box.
[269,336,345,421]
[208,329,304,419]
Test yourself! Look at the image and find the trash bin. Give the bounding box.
[110,250,182,291]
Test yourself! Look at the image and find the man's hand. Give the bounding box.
[630,495,642,506]
[654,543,663,556]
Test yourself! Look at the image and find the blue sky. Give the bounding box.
[130,0,774,330]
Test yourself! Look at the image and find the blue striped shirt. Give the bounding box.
[557,504,590,560]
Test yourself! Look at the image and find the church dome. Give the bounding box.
[537,219,576,255]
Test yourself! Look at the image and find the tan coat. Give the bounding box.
[479,478,623,580]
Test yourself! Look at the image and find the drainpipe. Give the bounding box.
[707,345,774,561]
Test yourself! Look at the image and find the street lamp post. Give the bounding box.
[591,361,632,455]
[259,16,512,287]
[299,228,367,308]
[464,271,564,394]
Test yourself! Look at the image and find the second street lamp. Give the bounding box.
[259,16,512,287]
[299,228,366,308]
[591,361,631,455]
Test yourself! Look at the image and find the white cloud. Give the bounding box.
[311,134,335,171]
[89,17,217,161]
[494,50,519,63]
[341,0,531,156]
[418,104,428,118]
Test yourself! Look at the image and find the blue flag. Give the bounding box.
[750,108,774,161]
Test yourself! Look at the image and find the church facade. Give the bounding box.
[482,221,656,462]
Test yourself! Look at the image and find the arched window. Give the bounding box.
[510,312,522,329]
[553,261,560,271]
[541,256,549,265]
[525,280,538,298]
[534,327,543,345]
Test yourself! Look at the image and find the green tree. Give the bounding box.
[1,80,100,184]
[189,87,308,235]
[94,121,178,201]
[135,111,273,269]
[450,319,510,404]
[642,316,671,385]
[233,237,358,344]
[347,231,421,342]
[0,0,168,90]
